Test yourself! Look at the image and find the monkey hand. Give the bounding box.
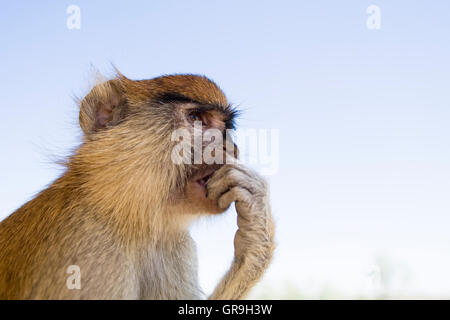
[207,162,275,299]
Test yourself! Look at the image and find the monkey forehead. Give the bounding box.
[133,74,229,109]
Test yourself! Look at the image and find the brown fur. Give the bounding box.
[0,72,274,299]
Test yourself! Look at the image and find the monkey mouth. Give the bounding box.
[191,165,221,189]
[196,171,214,188]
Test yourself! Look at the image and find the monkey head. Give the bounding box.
[76,72,238,216]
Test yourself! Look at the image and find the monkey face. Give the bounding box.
[170,103,239,215]
[78,73,238,216]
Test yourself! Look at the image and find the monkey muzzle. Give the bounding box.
[190,164,222,188]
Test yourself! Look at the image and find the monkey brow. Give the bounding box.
[156,92,196,104]
[156,92,238,129]
[189,104,238,130]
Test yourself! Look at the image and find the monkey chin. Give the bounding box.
[168,165,228,215]
[183,180,227,215]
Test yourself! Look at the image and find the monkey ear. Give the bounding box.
[79,79,126,135]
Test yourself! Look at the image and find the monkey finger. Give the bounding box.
[206,154,245,184]
[217,187,253,210]
[207,162,246,187]
[207,165,233,187]
[207,168,256,200]
[208,164,264,194]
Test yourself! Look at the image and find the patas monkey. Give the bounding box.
[0,72,275,299]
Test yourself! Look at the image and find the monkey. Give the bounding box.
[0,72,275,299]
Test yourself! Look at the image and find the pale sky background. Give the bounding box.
[1,1,449,298]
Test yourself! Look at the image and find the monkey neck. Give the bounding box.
[54,143,191,247]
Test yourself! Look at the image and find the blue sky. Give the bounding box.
[1,1,449,298]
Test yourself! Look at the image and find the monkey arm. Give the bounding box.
[206,164,275,300]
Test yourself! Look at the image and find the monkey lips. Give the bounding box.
[188,165,221,198]
[197,172,214,188]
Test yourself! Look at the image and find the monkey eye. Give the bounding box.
[188,110,202,123]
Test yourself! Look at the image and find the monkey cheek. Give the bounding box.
[187,180,208,198]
